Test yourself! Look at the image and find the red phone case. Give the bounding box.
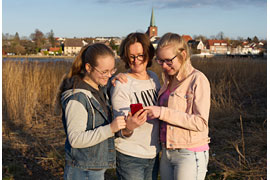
[130,103,143,115]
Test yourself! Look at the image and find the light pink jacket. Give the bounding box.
[159,63,211,149]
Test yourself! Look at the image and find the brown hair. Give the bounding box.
[66,43,114,79]
[55,43,114,113]
[119,32,155,69]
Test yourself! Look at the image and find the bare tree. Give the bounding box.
[14,44,26,55]
[47,29,56,47]
[216,31,225,40]
[193,34,207,44]
[20,40,36,54]
[30,29,45,52]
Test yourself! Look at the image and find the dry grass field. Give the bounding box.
[2,56,267,180]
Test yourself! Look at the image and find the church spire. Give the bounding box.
[150,7,155,27]
[146,7,157,38]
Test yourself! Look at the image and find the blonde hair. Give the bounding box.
[157,32,191,78]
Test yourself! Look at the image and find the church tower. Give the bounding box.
[146,8,158,38]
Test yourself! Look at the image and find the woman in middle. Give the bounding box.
[110,32,161,180]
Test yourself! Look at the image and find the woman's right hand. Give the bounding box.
[125,109,147,131]
[110,116,126,133]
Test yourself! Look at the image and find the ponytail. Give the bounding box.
[55,45,89,114]
[66,45,89,79]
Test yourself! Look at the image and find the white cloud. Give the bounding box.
[96,0,266,8]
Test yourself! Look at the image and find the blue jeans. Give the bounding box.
[160,147,209,180]
[116,151,159,180]
[64,164,106,180]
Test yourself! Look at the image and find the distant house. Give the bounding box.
[112,37,122,46]
[83,38,96,44]
[197,40,206,50]
[49,47,61,55]
[188,39,205,50]
[206,40,228,54]
[258,42,264,46]
[95,37,110,43]
[182,35,192,43]
[49,47,60,52]
[95,37,122,46]
[64,38,84,55]
[241,42,261,55]
[150,36,160,49]
[230,45,243,55]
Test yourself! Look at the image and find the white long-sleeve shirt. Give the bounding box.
[110,70,161,159]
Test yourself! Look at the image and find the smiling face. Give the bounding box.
[84,55,115,89]
[156,45,182,76]
[128,42,148,74]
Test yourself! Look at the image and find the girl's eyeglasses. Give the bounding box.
[93,66,117,77]
[155,55,177,66]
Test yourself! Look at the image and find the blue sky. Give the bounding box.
[2,0,267,40]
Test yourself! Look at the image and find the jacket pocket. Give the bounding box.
[173,91,194,113]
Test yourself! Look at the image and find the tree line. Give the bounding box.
[2,29,56,55]
[2,29,266,56]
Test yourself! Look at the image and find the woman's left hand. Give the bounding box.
[111,73,128,86]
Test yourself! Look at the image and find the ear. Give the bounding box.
[85,63,91,73]
[181,50,187,61]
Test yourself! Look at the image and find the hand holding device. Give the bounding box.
[130,103,143,115]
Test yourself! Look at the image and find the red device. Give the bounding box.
[130,103,143,115]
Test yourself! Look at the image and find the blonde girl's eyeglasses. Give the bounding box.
[155,55,177,66]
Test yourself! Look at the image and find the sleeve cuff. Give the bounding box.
[159,106,166,121]
[103,124,114,138]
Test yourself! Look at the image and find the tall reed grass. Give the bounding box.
[192,57,267,114]
[2,57,267,179]
[2,60,71,125]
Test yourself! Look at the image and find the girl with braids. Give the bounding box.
[58,43,130,180]
[145,33,211,180]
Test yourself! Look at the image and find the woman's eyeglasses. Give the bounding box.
[130,55,144,62]
[93,66,117,77]
[155,55,177,66]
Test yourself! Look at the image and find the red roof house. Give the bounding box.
[182,35,192,42]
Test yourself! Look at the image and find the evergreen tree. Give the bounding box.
[253,36,259,43]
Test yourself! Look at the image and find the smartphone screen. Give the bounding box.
[130,103,143,115]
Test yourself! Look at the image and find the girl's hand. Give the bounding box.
[110,116,126,133]
[144,106,161,120]
[111,73,128,86]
